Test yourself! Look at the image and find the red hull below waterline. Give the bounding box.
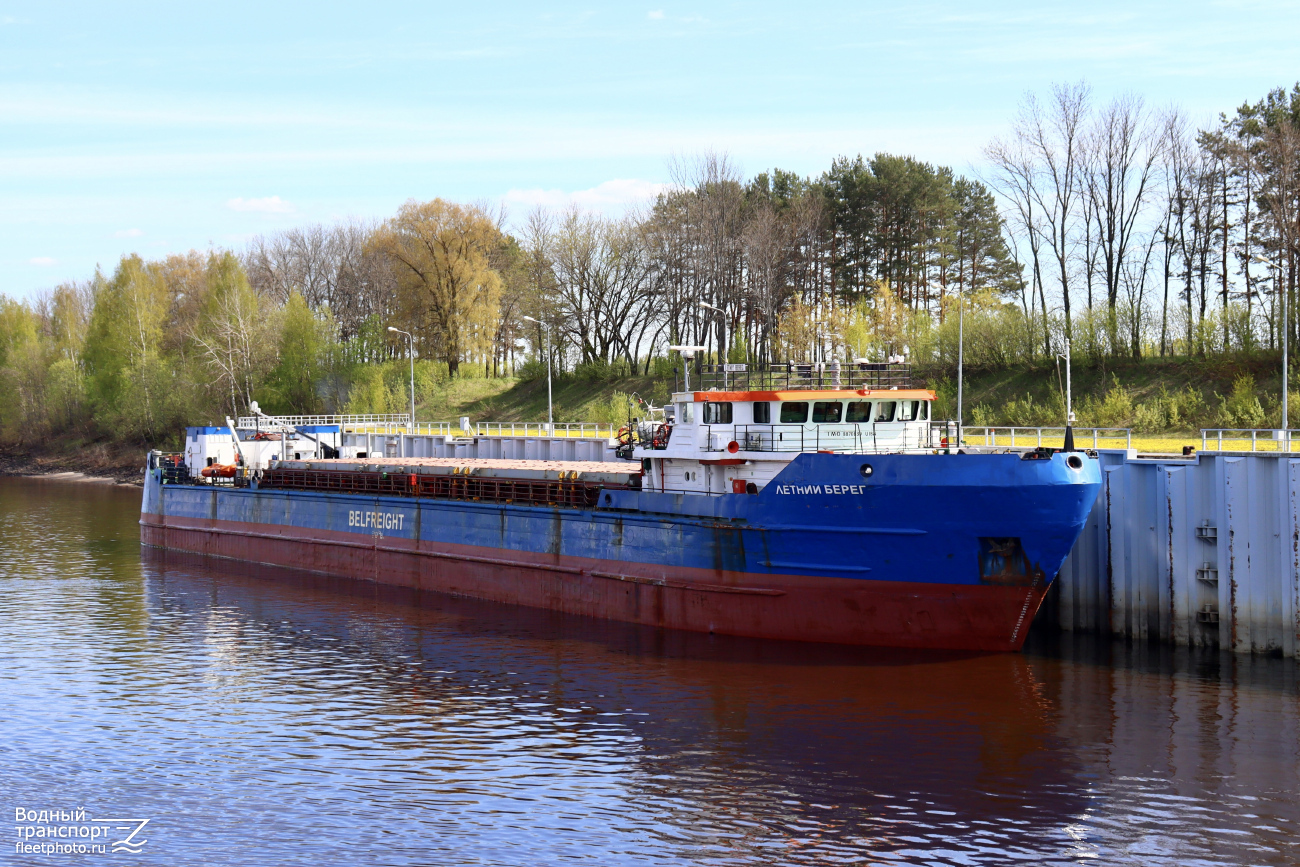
[140,516,1049,652]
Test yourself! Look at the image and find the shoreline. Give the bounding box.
[10,470,143,488]
[0,452,144,487]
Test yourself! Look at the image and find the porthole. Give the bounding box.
[860,464,873,478]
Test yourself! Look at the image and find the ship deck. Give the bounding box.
[283,457,638,477]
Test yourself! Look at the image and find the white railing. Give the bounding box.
[471,421,618,439]
[702,423,937,454]
[1201,429,1300,452]
[237,413,411,430]
[233,415,617,439]
[963,426,1132,449]
[235,413,624,440]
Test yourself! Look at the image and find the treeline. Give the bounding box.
[237,151,1020,377]
[1,81,1297,445]
[985,82,1300,362]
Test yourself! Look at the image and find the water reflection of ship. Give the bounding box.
[141,547,1090,849]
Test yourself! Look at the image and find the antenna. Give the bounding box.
[667,346,708,391]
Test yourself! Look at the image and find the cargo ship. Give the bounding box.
[140,363,1102,651]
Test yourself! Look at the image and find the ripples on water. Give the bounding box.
[1,477,1297,866]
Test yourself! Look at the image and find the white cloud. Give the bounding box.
[114,228,143,237]
[647,10,664,19]
[226,195,293,213]
[504,178,669,214]
[28,256,55,266]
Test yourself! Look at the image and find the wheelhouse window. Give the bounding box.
[752,402,771,424]
[703,401,733,424]
[812,401,842,423]
[678,402,695,424]
[780,401,809,423]
[875,401,897,422]
[845,401,872,423]
[897,400,928,421]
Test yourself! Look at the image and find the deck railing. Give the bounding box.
[962,426,1132,449]
[470,421,619,439]
[233,416,619,439]
[341,421,619,439]
[696,362,913,392]
[237,413,411,430]
[701,422,947,454]
[1201,429,1300,452]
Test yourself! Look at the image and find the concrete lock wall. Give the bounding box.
[1053,450,1300,658]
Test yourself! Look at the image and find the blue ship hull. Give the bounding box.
[141,451,1101,650]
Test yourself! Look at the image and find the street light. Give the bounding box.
[811,319,830,364]
[386,327,415,430]
[1253,252,1286,435]
[957,291,964,426]
[699,301,724,362]
[1058,337,1075,451]
[522,316,553,433]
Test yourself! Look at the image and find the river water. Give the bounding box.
[2,476,1298,866]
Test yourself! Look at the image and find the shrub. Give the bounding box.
[970,404,997,426]
[345,365,392,414]
[929,377,957,420]
[1132,400,1166,433]
[1078,377,1134,428]
[576,391,636,425]
[572,359,633,383]
[413,359,450,407]
[645,381,671,407]
[515,358,547,382]
[1001,391,1065,426]
[650,356,680,379]
[1171,386,1209,429]
[1216,374,1266,428]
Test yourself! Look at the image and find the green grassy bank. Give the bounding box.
[5,356,1291,479]
[435,356,1293,432]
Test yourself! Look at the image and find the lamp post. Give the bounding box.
[522,316,552,434]
[387,327,415,431]
[957,291,964,427]
[1057,337,1075,451]
[698,300,727,387]
[1254,252,1286,438]
[810,319,829,364]
[699,300,724,362]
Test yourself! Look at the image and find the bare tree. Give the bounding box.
[1084,93,1163,351]
[1259,120,1300,353]
[1019,82,1091,344]
[668,151,746,361]
[984,136,1051,356]
[547,207,659,368]
[244,221,396,342]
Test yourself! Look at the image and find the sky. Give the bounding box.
[3,1,1298,300]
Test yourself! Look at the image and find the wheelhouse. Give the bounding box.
[633,362,952,496]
